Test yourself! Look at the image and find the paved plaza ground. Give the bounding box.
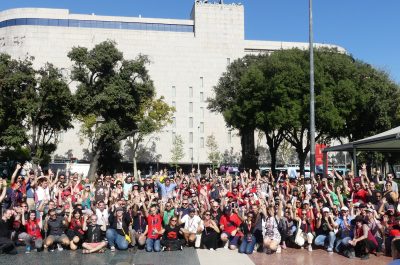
[0,247,392,265]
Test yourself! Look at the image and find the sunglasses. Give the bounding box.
[205,213,211,216]
[182,203,189,205]
[171,219,177,222]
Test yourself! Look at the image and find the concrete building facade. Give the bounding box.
[0,1,344,165]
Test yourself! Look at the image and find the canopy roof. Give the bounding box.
[323,126,400,153]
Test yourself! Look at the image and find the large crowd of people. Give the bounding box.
[1,162,400,262]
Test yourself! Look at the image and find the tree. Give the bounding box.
[338,61,400,141]
[68,40,155,180]
[208,55,261,170]
[263,48,400,174]
[0,55,73,166]
[241,57,286,175]
[126,96,174,180]
[27,64,74,165]
[206,134,222,169]
[0,54,35,149]
[170,134,184,171]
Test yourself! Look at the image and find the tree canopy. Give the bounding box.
[68,40,156,178]
[0,54,74,165]
[209,48,400,175]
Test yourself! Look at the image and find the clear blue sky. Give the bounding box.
[1,0,399,83]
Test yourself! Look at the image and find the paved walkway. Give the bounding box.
[0,247,392,265]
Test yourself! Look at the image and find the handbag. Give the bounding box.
[294,220,305,246]
[122,227,132,244]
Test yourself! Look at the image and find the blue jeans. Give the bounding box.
[335,236,351,252]
[106,229,129,250]
[146,238,161,252]
[239,235,256,254]
[314,232,336,250]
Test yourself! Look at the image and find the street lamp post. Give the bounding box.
[309,0,316,178]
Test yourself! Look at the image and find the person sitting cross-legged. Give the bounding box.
[81,214,107,254]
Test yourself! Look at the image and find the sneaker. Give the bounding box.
[276,246,281,253]
[308,245,313,252]
[327,247,333,253]
[180,246,183,251]
[162,247,166,252]
[25,246,31,253]
[254,243,259,251]
[209,248,215,251]
[223,241,229,249]
[110,246,116,252]
[57,244,63,251]
[360,254,369,260]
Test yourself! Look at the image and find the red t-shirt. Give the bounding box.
[69,218,85,235]
[26,219,42,239]
[147,214,162,239]
[353,189,368,203]
[219,213,242,234]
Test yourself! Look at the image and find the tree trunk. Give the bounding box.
[240,128,257,171]
[298,151,307,177]
[269,148,278,177]
[88,148,100,181]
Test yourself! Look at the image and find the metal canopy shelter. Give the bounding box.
[322,126,400,176]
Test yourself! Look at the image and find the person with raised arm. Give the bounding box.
[81,214,107,254]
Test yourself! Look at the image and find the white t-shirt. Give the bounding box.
[181,215,203,233]
[36,186,50,202]
[96,208,109,226]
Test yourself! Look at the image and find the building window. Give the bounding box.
[189,132,193,143]
[200,107,204,118]
[227,58,231,65]
[0,18,195,33]
[172,101,176,109]
[200,137,204,148]
[228,130,232,144]
[172,132,176,142]
[189,148,194,160]
[189,86,193,98]
[200,77,204,88]
[199,122,204,133]
[189,117,193,128]
[189,102,193,113]
[172,117,176,128]
[200,92,204,102]
[172,86,176,97]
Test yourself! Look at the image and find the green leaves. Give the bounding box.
[69,41,174,174]
[170,134,184,170]
[0,55,74,165]
[209,47,400,173]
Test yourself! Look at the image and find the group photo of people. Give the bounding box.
[0,162,399,262]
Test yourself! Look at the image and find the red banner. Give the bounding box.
[315,144,326,166]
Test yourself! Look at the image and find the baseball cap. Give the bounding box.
[223,206,232,213]
[322,207,330,213]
